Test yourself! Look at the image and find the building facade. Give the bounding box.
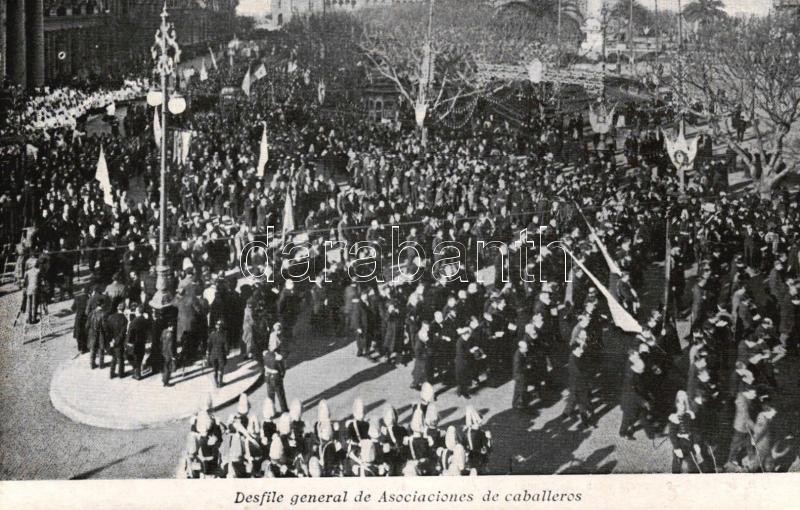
[263,0,423,31]
[1,0,236,89]
[774,0,800,14]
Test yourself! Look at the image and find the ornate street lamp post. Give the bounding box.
[147,2,186,310]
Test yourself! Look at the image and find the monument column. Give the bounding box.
[8,0,26,87]
[26,0,45,88]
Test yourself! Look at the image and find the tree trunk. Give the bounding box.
[757,177,774,200]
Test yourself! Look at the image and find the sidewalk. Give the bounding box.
[50,352,262,430]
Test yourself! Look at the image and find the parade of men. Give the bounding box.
[1,0,800,495]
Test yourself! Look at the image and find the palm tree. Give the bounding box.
[682,0,727,26]
[495,0,583,26]
[608,0,653,35]
[494,0,585,51]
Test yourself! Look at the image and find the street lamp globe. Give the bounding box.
[147,89,164,107]
[168,94,186,114]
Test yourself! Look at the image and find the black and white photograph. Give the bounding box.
[1,0,800,503]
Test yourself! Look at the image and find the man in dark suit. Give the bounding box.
[87,300,108,369]
[126,305,150,379]
[106,302,129,378]
[176,289,203,362]
[349,292,372,357]
[71,289,89,354]
[512,340,532,410]
[277,279,301,343]
[161,324,176,387]
[207,320,228,388]
[411,321,433,390]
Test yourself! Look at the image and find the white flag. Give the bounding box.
[254,63,267,81]
[153,108,161,148]
[95,146,113,206]
[282,191,295,236]
[575,204,622,276]
[563,246,642,334]
[257,123,268,177]
[208,47,218,69]
[317,80,326,104]
[242,66,252,97]
[589,103,615,134]
[590,232,623,276]
[172,130,181,164]
[181,130,192,165]
[200,59,208,81]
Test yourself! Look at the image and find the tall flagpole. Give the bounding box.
[557,0,562,68]
[663,219,670,321]
[628,0,634,75]
[655,0,660,66]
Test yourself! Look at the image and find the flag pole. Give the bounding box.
[663,218,670,321]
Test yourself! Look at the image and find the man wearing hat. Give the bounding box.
[106,302,129,379]
[71,287,90,354]
[345,398,370,467]
[228,394,262,476]
[619,348,649,440]
[207,320,228,388]
[690,276,710,332]
[277,279,302,344]
[262,333,288,413]
[161,323,177,387]
[403,407,434,475]
[533,288,560,361]
[454,324,474,398]
[725,386,757,470]
[411,321,433,390]
[126,304,150,380]
[511,340,532,410]
[768,259,787,304]
[176,286,204,362]
[350,291,373,358]
[564,323,594,428]
[87,298,109,370]
[616,272,640,317]
[462,405,492,473]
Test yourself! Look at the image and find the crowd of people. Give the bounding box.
[5,26,800,477]
[180,390,491,477]
[17,80,147,134]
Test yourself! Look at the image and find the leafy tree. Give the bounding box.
[682,0,727,26]
[606,0,654,37]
